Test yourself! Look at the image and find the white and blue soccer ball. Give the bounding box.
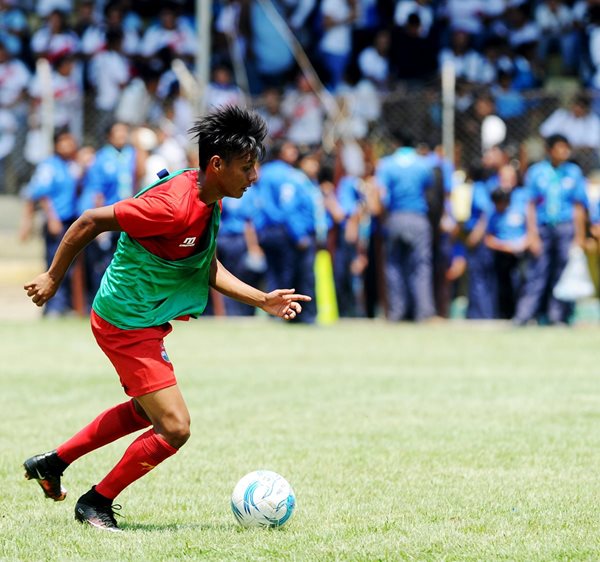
[230,470,296,528]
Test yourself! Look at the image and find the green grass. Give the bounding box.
[1,318,600,561]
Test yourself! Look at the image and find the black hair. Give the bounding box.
[104,120,128,138]
[318,164,334,184]
[105,27,124,47]
[53,127,71,144]
[189,106,267,171]
[407,13,421,27]
[545,133,570,150]
[491,187,511,205]
[573,92,591,109]
[389,130,415,148]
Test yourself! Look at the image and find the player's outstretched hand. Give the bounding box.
[24,272,59,307]
[261,288,312,321]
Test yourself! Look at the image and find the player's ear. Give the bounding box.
[210,155,222,171]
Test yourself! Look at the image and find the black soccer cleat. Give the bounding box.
[74,488,122,532]
[23,451,68,501]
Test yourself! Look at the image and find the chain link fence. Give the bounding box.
[3,84,600,196]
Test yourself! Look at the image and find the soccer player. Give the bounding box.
[22,107,311,532]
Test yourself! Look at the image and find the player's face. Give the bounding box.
[220,154,258,198]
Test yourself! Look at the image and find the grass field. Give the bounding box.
[1,318,600,561]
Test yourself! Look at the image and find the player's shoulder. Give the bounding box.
[143,169,199,197]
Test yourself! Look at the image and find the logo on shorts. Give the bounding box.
[160,344,171,363]
[179,237,197,247]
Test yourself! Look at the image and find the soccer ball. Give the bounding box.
[230,470,296,528]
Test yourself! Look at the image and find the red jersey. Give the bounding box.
[114,170,221,261]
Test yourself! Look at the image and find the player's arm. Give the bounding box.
[24,206,121,307]
[209,256,311,321]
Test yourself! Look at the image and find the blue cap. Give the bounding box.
[156,168,169,179]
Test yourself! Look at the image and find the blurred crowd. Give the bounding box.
[6,0,600,324]
[18,123,600,326]
[5,0,600,178]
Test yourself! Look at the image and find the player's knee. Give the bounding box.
[158,413,191,448]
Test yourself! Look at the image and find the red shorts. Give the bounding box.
[91,310,176,397]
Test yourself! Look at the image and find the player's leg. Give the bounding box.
[23,399,151,502]
[24,313,169,503]
[74,385,188,531]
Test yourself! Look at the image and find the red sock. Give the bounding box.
[56,400,151,464]
[95,429,177,500]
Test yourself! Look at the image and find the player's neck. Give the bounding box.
[197,177,221,206]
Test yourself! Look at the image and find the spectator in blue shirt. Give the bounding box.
[484,183,528,319]
[253,141,317,322]
[375,135,436,321]
[19,130,80,316]
[78,121,136,306]
[0,0,28,56]
[514,134,588,325]
[462,146,510,319]
[217,193,265,316]
[421,143,454,318]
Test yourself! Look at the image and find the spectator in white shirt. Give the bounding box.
[0,39,30,117]
[286,0,318,48]
[439,30,485,84]
[36,0,72,18]
[505,6,540,50]
[281,73,326,147]
[0,107,16,192]
[140,6,195,61]
[115,66,162,127]
[89,28,130,137]
[257,87,287,143]
[357,29,390,88]
[205,64,246,111]
[81,2,140,57]
[587,5,600,90]
[394,0,433,37]
[31,9,80,60]
[318,0,357,92]
[336,74,381,140]
[479,37,514,85]
[441,0,506,48]
[29,52,83,142]
[0,39,25,192]
[535,0,578,74]
[572,0,590,27]
[540,93,600,149]
[443,0,483,33]
[539,93,600,172]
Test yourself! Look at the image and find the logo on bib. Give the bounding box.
[179,237,197,247]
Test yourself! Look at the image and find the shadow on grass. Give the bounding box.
[121,522,237,532]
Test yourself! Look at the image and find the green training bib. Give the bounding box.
[92,170,220,329]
